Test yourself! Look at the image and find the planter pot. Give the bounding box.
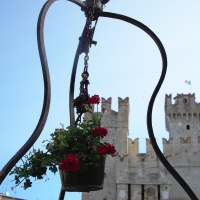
[59,157,105,192]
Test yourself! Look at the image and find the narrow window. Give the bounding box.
[128,184,131,200]
[158,185,160,200]
[186,125,190,130]
[141,185,144,200]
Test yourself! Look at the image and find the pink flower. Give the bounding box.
[88,95,100,104]
[60,154,79,172]
[92,127,108,138]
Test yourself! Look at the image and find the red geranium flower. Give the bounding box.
[105,143,116,157]
[98,144,116,157]
[97,145,107,156]
[92,127,108,138]
[60,154,79,172]
[88,94,100,104]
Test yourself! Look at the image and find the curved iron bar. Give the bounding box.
[99,12,198,200]
[0,0,55,184]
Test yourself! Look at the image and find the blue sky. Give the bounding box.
[1,0,200,199]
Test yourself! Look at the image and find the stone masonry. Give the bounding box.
[82,94,200,200]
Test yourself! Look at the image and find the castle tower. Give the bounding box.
[164,93,200,199]
[165,93,200,154]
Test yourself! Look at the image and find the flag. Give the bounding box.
[185,80,191,85]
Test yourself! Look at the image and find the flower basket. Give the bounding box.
[9,95,116,191]
[59,156,105,192]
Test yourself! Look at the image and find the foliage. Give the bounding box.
[9,95,116,189]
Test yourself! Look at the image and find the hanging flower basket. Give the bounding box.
[60,156,105,192]
[9,95,116,191]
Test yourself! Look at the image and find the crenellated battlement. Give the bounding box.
[124,135,200,172]
[165,93,200,116]
[180,137,191,143]
[165,93,196,106]
[102,97,112,111]
[101,97,129,112]
[162,138,173,144]
[118,97,129,106]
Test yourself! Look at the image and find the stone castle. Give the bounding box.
[82,93,200,200]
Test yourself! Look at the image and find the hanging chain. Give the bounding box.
[73,3,97,125]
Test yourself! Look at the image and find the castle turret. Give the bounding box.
[165,93,200,154]
[165,93,198,135]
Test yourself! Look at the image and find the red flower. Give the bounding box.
[98,145,107,156]
[92,127,108,138]
[106,143,116,156]
[88,95,100,104]
[60,154,79,172]
[98,144,116,156]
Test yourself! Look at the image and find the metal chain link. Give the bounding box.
[73,4,96,124]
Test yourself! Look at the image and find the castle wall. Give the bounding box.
[83,97,129,200]
[82,94,200,200]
